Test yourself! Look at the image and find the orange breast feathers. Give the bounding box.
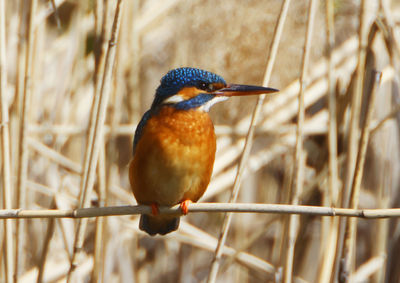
[129,106,216,206]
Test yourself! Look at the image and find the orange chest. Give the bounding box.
[140,106,216,153]
[130,107,217,205]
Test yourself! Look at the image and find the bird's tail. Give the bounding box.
[139,214,180,236]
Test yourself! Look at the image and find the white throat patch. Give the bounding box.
[197,96,229,112]
[162,94,184,104]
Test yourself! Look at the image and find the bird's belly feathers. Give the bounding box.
[129,107,216,206]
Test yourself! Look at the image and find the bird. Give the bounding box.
[129,67,278,236]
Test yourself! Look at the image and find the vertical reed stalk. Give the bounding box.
[15,0,37,281]
[67,1,124,281]
[207,1,291,282]
[344,70,382,281]
[318,0,341,281]
[284,0,317,281]
[0,1,14,282]
[336,1,368,281]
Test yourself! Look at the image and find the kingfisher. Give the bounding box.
[129,67,278,236]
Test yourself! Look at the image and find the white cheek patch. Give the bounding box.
[197,96,229,112]
[163,94,185,104]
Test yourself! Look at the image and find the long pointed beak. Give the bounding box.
[214,84,279,97]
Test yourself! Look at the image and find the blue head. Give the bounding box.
[151,67,228,111]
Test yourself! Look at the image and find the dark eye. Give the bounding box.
[198,81,208,90]
[198,81,215,92]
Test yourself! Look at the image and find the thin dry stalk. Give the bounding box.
[94,6,127,280]
[78,0,110,233]
[36,201,56,283]
[91,143,107,283]
[15,0,37,280]
[284,0,317,281]
[349,255,386,282]
[325,0,339,209]
[370,103,400,134]
[1,203,400,219]
[27,137,82,174]
[11,0,26,176]
[177,223,275,278]
[372,143,390,283]
[343,70,382,281]
[207,1,291,282]
[0,0,14,282]
[335,1,369,280]
[318,0,341,281]
[67,1,124,281]
[133,0,181,35]
[127,0,141,124]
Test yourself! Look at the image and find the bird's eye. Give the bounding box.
[198,81,208,90]
[198,81,215,92]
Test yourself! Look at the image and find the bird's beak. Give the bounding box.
[214,84,279,97]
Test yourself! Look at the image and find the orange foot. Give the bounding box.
[151,203,159,216]
[179,200,192,215]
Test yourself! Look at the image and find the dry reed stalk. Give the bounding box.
[27,137,82,174]
[325,0,339,209]
[349,255,386,282]
[78,0,108,224]
[23,220,273,282]
[371,4,400,280]
[371,144,390,283]
[19,255,93,283]
[177,222,275,276]
[219,214,281,275]
[67,1,124,281]
[91,145,107,283]
[15,0,37,280]
[284,1,317,281]
[133,0,181,35]
[36,200,56,283]
[0,0,15,282]
[1,203,400,219]
[90,2,109,281]
[344,70,382,281]
[370,103,400,134]
[29,124,134,136]
[336,1,369,280]
[318,0,341,281]
[127,0,140,124]
[11,0,26,180]
[208,109,341,200]
[207,1,291,282]
[26,180,76,204]
[95,5,130,279]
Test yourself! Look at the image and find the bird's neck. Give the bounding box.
[150,106,215,142]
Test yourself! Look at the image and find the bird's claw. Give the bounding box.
[180,200,192,215]
[151,203,159,216]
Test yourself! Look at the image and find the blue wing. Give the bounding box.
[133,110,152,154]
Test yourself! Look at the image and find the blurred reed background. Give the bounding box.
[0,0,400,282]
